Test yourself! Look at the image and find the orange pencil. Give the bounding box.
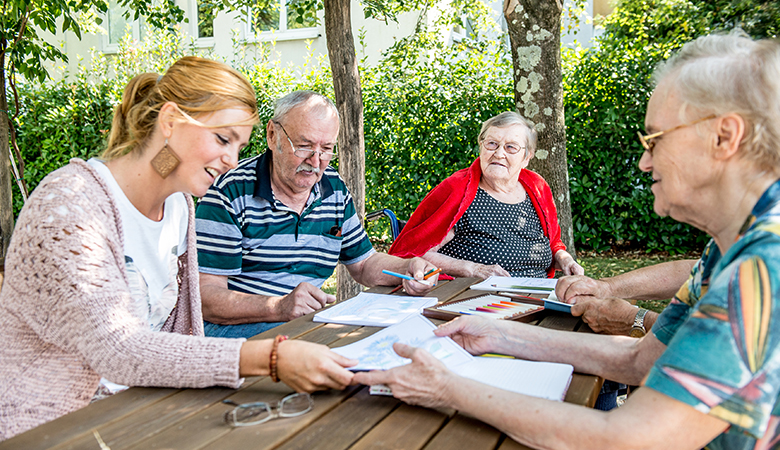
[423,268,442,280]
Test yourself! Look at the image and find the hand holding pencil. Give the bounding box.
[389,267,442,294]
[383,258,439,296]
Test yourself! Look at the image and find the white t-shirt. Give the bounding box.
[88,158,188,331]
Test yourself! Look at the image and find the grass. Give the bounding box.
[322,248,699,312]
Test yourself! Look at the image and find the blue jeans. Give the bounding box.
[594,380,625,411]
[203,320,284,339]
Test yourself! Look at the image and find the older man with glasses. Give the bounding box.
[195,91,438,339]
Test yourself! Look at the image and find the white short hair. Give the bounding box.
[478,111,537,156]
[653,30,780,172]
[272,91,339,123]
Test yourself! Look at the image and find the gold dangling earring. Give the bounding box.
[151,138,181,179]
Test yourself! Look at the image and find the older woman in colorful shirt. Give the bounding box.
[355,32,780,449]
[389,112,582,279]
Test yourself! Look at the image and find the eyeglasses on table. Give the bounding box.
[223,392,314,427]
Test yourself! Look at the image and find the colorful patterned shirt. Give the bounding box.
[646,178,780,449]
[195,151,375,296]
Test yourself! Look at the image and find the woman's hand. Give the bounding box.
[276,340,357,392]
[433,316,506,355]
[352,343,458,409]
[554,251,584,276]
[468,261,510,279]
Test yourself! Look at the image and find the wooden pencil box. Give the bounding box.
[423,293,548,322]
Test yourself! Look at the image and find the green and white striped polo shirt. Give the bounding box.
[195,151,375,296]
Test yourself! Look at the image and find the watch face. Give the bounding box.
[629,328,646,338]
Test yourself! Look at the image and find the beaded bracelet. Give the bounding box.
[269,335,288,382]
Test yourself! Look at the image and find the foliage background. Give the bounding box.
[11,0,780,253]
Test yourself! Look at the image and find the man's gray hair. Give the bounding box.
[272,91,339,123]
[653,30,780,172]
[478,111,538,156]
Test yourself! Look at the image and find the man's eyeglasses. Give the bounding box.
[480,139,527,155]
[275,121,337,161]
[637,114,717,155]
[223,393,313,427]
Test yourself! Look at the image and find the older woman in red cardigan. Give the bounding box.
[389,112,583,280]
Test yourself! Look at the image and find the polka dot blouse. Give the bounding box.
[438,188,552,277]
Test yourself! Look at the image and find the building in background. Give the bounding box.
[46,0,612,77]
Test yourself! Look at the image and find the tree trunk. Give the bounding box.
[0,59,14,259]
[504,0,576,258]
[324,0,365,301]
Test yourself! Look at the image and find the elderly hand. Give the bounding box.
[554,251,584,276]
[277,340,357,392]
[352,343,456,408]
[570,297,639,335]
[433,315,506,356]
[468,262,510,279]
[555,275,613,304]
[402,257,439,296]
[274,282,336,321]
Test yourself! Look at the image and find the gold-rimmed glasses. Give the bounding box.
[637,114,717,155]
[223,393,313,427]
[274,121,337,161]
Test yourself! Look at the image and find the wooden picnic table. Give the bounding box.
[1,277,603,450]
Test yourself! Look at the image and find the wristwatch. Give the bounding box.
[629,308,648,338]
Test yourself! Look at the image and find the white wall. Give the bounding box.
[45,1,420,79]
[43,0,607,79]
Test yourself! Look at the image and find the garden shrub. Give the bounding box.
[565,0,778,253]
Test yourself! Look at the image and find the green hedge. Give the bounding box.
[10,1,780,252]
[564,0,779,252]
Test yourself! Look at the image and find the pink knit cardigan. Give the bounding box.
[0,159,244,440]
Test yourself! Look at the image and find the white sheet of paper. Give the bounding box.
[313,292,438,327]
[453,357,573,401]
[470,276,558,294]
[339,316,574,401]
[331,315,473,371]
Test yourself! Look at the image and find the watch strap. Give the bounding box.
[633,308,648,331]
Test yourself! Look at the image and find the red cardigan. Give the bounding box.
[388,158,566,278]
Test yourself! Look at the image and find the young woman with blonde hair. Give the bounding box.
[0,56,355,440]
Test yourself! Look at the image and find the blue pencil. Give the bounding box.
[382,269,415,281]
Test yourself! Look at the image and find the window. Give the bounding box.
[450,14,476,44]
[103,0,146,52]
[247,0,319,41]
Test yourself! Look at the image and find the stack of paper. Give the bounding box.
[332,315,574,401]
[470,276,558,294]
[313,292,437,327]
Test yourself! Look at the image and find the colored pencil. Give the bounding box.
[423,268,442,280]
[382,269,415,281]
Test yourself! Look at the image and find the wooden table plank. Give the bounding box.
[131,383,363,450]
[427,277,481,303]
[422,413,502,450]
[349,404,450,450]
[496,435,530,450]
[273,388,400,450]
[0,387,179,450]
[46,386,238,450]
